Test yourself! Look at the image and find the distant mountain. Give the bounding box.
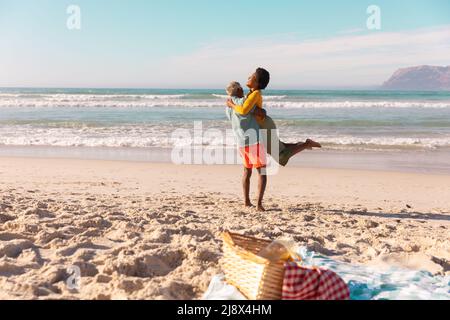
[382,65,450,91]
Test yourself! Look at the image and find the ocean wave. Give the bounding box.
[0,126,173,148]
[0,93,188,100]
[266,101,450,109]
[1,125,449,150]
[212,94,287,101]
[1,94,450,109]
[288,136,450,150]
[0,99,223,108]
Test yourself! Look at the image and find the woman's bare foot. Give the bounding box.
[257,204,266,212]
[300,141,313,150]
[306,139,322,149]
[245,200,254,208]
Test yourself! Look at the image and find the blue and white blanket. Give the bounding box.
[203,248,450,300]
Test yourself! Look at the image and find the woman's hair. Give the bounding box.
[226,81,242,96]
[255,68,270,90]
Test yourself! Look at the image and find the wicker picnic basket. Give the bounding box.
[221,231,291,300]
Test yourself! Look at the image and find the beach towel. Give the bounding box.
[282,263,350,300]
[203,248,450,300]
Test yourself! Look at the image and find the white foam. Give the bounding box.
[0,125,449,150]
[212,94,287,101]
[266,101,450,109]
[0,93,187,100]
[301,135,450,150]
[2,93,449,109]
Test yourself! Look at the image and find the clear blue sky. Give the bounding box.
[1,0,449,88]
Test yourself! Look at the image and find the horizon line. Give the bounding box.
[2,86,450,93]
[0,85,386,91]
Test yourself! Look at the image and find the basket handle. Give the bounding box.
[291,252,303,263]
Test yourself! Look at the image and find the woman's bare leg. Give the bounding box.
[284,139,322,157]
[306,139,322,149]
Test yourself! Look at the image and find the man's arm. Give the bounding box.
[225,107,233,121]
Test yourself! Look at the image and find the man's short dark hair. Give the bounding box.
[255,68,270,90]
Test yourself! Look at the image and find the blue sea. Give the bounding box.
[1,88,450,162]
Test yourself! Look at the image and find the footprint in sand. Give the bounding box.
[302,215,315,222]
[336,242,355,251]
[71,261,99,277]
[95,274,113,284]
[0,232,32,242]
[0,204,13,212]
[160,282,195,300]
[364,220,380,228]
[0,262,26,277]
[36,230,71,245]
[0,239,34,258]
[179,226,213,241]
[57,242,109,257]
[104,249,185,278]
[24,207,56,219]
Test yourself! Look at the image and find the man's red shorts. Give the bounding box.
[239,143,267,169]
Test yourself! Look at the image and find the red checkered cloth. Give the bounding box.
[282,262,350,300]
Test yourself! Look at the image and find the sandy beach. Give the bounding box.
[0,156,449,299]
[3,0,450,304]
